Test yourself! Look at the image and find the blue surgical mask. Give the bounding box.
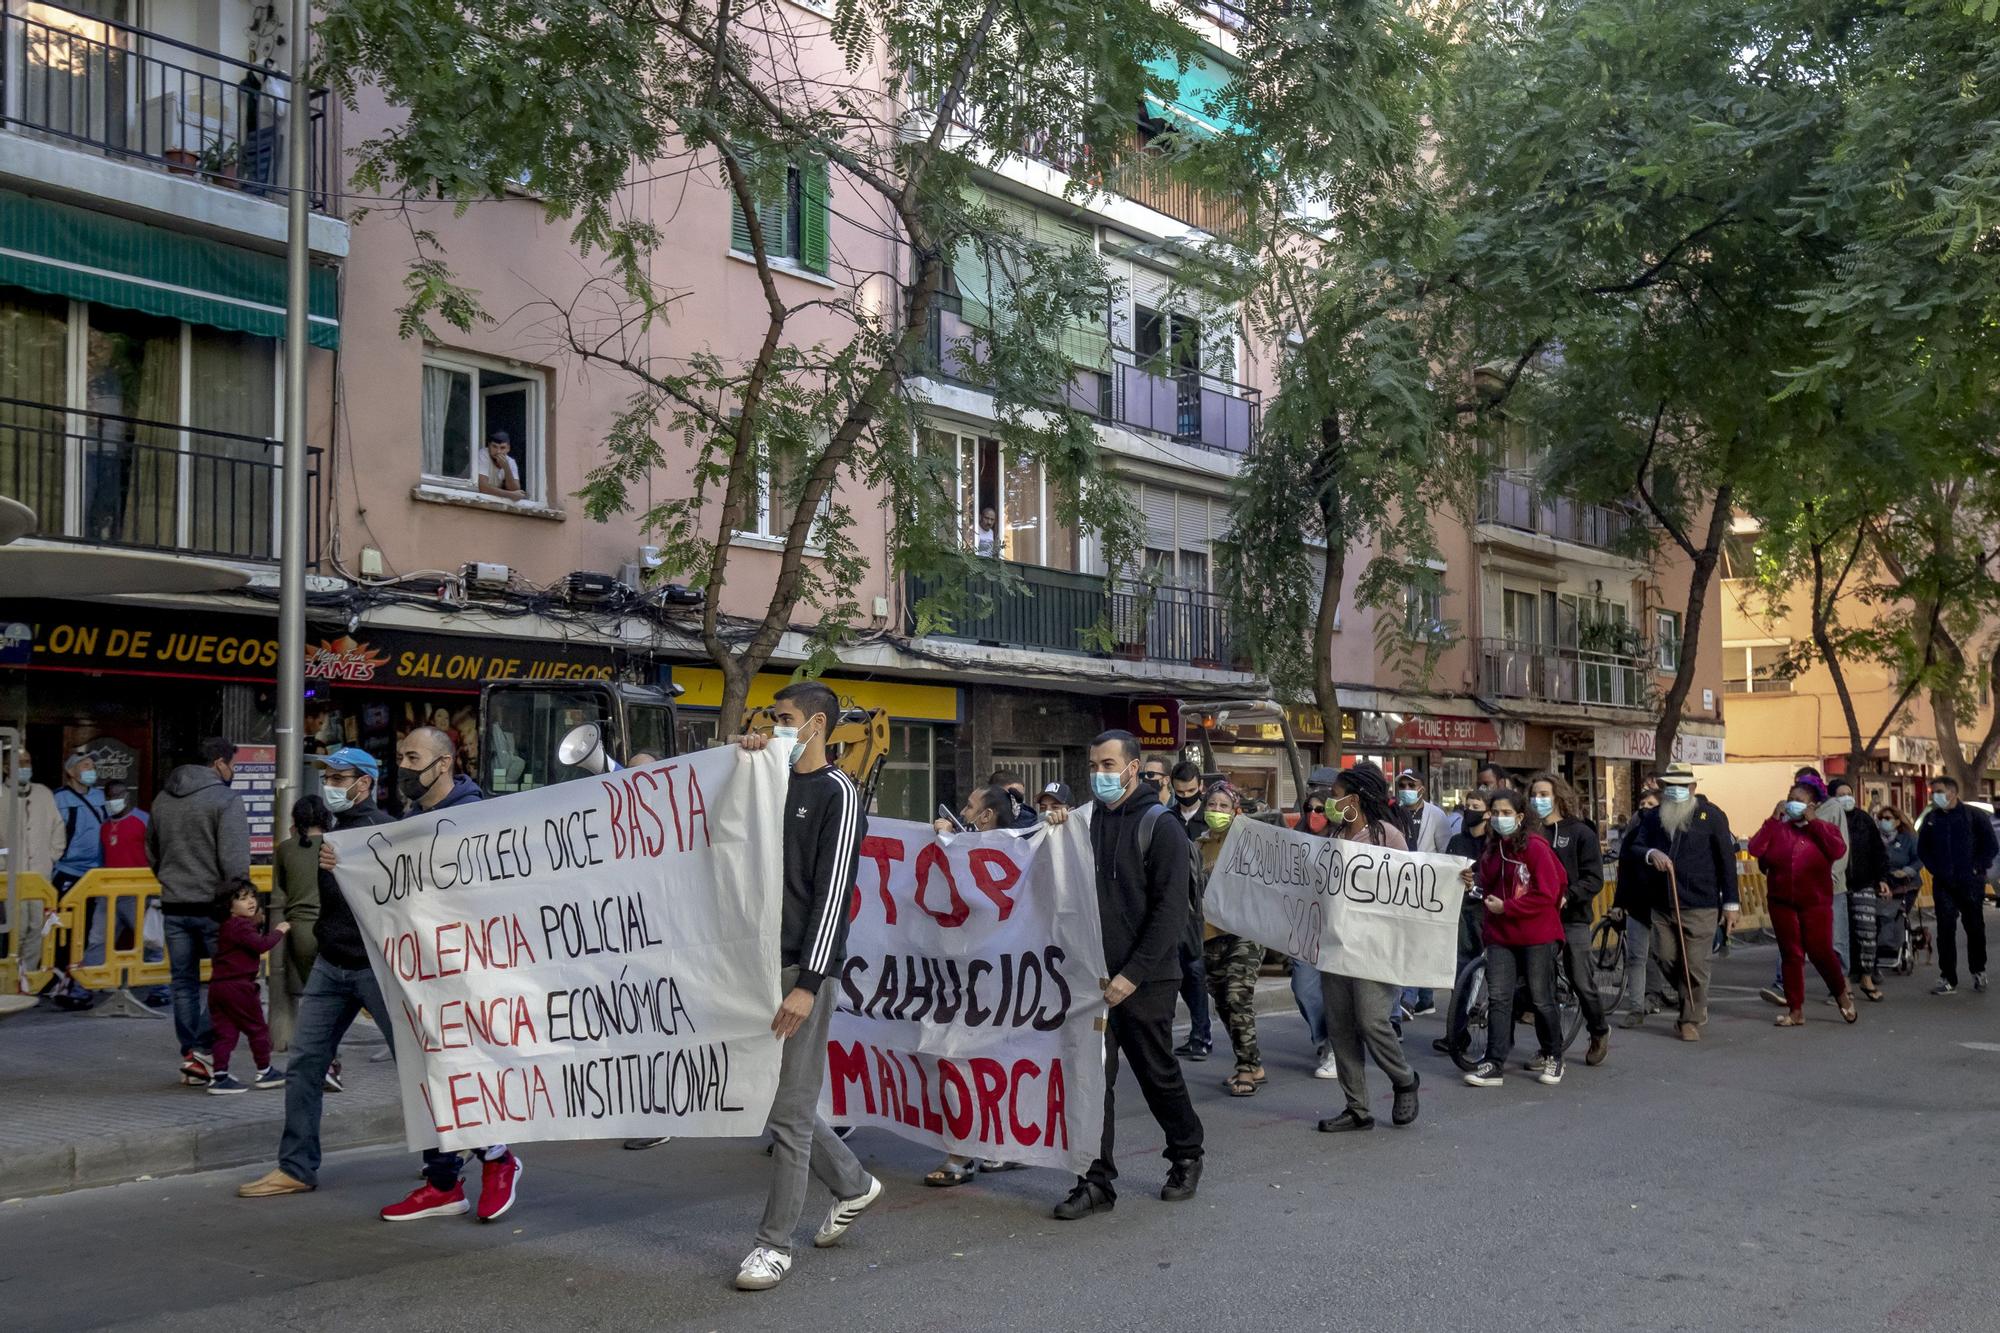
[1878,818,1896,837]
[1783,800,1807,820]
[1491,813,1520,837]
[1835,794,1856,813]
[1932,791,1949,810]
[106,797,130,817]
[1092,771,1128,804]
[771,725,805,766]
[322,784,355,815]
[1530,795,1555,819]
[1396,788,1421,807]
[78,768,98,788]
[1664,786,1691,803]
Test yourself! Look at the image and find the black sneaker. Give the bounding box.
[1160,1160,1202,1202]
[622,1137,671,1150]
[323,1060,344,1093]
[207,1073,248,1095]
[1391,1074,1420,1127]
[253,1065,285,1089]
[1316,1109,1375,1133]
[1172,1038,1212,1062]
[1538,1055,1565,1086]
[1463,1060,1505,1088]
[1053,1182,1113,1221]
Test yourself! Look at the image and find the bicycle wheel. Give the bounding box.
[1444,954,1488,1072]
[1590,916,1627,1013]
[1554,955,1586,1054]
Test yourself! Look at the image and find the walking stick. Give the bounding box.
[1663,861,1696,1025]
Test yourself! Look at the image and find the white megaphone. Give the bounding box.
[558,722,620,775]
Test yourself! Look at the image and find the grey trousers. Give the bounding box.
[757,968,869,1254]
[1319,973,1414,1118]
[1621,913,1667,1014]
[1651,907,1719,1026]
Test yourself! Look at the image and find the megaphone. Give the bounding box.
[558,722,620,775]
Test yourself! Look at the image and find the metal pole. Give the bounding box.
[3,728,19,989]
[275,0,311,830]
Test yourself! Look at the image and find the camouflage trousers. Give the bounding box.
[1203,934,1263,1072]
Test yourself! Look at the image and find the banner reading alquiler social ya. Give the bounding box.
[1205,818,1469,990]
[330,745,791,1152]
[821,818,1109,1176]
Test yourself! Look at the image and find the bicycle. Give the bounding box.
[1442,913,1626,1073]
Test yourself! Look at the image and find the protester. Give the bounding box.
[1628,763,1739,1041]
[1747,784,1855,1027]
[1917,776,1996,994]
[1139,754,1173,802]
[1198,785,1265,1097]
[1165,759,1213,1063]
[1433,789,1491,1058]
[1315,762,1420,1133]
[1391,769,1448,1017]
[1528,772,1609,1065]
[1614,787,1671,1029]
[732,682,882,1289]
[1461,788,1568,1088]
[1292,789,1336,1079]
[239,748,393,1201]
[1035,781,1072,816]
[986,770,1040,829]
[52,750,108,890]
[99,781,149,867]
[147,739,250,1085]
[1827,777,1889,1001]
[1054,730,1204,1221]
[205,884,289,1095]
[1878,804,1921,922]
[271,795,328,1019]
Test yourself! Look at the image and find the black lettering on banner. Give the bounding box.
[555,1044,744,1120]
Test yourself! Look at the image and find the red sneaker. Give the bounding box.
[379,1182,469,1222]
[476,1152,522,1222]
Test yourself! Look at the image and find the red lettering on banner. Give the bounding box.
[440,1067,553,1132]
[913,843,969,927]
[683,763,709,849]
[858,835,905,925]
[938,1061,974,1140]
[966,848,1021,921]
[1008,1059,1042,1145]
[1046,1058,1068,1149]
[970,1057,1006,1142]
[605,781,627,859]
[829,1043,1068,1151]
[827,1041,876,1116]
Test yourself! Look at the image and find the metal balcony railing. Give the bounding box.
[1478,472,1635,551]
[907,563,1240,669]
[1,0,332,209]
[1479,636,1652,711]
[0,395,320,563]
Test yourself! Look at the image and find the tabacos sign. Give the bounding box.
[1122,696,1182,751]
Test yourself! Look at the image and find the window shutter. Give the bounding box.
[800,159,830,274]
[730,194,753,254]
[1141,484,1177,550]
[1176,492,1212,555]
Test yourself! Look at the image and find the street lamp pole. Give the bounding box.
[275,0,312,825]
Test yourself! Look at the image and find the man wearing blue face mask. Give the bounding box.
[1628,763,1739,1040]
[1391,770,1448,1019]
[1917,776,1996,995]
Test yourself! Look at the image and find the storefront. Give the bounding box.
[1594,722,1727,825]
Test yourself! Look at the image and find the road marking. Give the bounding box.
[1958,1042,2000,1053]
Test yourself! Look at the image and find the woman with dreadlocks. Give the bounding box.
[1313,762,1421,1135]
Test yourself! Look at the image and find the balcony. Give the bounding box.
[1725,678,1794,695]
[0,396,321,563]
[1478,471,1635,551]
[907,562,1240,670]
[922,304,1259,455]
[1,0,332,210]
[1479,636,1651,711]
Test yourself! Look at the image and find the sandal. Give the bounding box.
[1225,1070,1259,1097]
[923,1161,977,1188]
[1860,980,1884,1002]
[978,1158,1024,1173]
[1838,993,1858,1024]
[1248,1065,1268,1085]
[1774,1012,1805,1027]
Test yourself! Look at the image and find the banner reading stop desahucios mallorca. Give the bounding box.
[331,746,791,1151]
[1205,818,1468,990]
[821,817,1109,1176]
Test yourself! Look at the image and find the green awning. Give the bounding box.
[1142,50,1245,139]
[0,190,338,348]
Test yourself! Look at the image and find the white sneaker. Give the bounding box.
[813,1174,883,1248]
[734,1246,792,1291]
[1313,1050,1340,1080]
[1975,972,1989,993]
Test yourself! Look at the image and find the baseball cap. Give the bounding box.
[1038,781,1073,806]
[309,746,381,778]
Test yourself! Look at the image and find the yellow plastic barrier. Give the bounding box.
[2,871,62,994]
[52,866,275,992]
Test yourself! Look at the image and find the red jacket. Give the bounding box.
[1747,816,1846,906]
[212,914,284,985]
[1476,832,1567,947]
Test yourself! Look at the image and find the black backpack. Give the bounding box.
[1136,802,1205,951]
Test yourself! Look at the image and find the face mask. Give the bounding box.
[397,762,438,802]
[1091,771,1128,804]
[1396,788,1421,807]
[78,768,98,788]
[1783,799,1807,820]
[1664,786,1691,803]
[1205,811,1233,832]
[1835,794,1856,813]
[1304,812,1329,834]
[13,768,29,787]
[1464,809,1486,827]
[322,784,355,815]
[1492,813,1520,837]
[1932,791,1949,810]
[1530,795,1555,819]
[1178,793,1202,810]
[1878,818,1897,837]
[106,797,129,817]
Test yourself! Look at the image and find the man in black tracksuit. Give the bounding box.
[1055,730,1204,1221]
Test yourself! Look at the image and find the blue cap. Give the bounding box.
[309,746,380,778]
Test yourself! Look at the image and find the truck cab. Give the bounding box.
[479,680,678,795]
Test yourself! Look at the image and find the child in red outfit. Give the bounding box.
[208,884,289,1095]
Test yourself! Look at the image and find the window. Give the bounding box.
[421,349,544,501]
[1502,589,1539,645]
[930,424,1076,570]
[1403,582,1444,640]
[1127,481,1223,588]
[729,157,830,275]
[874,724,940,822]
[734,444,831,545]
[1654,610,1683,672]
[1725,642,1794,694]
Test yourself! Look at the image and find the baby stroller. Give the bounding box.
[1876,890,1927,976]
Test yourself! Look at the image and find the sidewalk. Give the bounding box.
[0,1003,401,1200]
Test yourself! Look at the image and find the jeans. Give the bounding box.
[163,914,218,1055]
[1400,987,1435,1014]
[1177,939,1212,1047]
[1083,978,1204,1200]
[1621,913,1662,1015]
[279,958,393,1187]
[1560,919,1610,1038]
[1934,881,1989,986]
[757,968,867,1253]
[1483,942,1560,1065]
[1290,957,1328,1054]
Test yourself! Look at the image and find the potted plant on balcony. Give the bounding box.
[197,137,242,189]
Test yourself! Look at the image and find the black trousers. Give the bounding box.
[1934,880,1989,985]
[1083,978,1204,1198]
[1484,942,1560,1065]
[1561,919,1609,1038]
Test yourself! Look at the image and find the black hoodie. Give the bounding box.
[1089,781,1187,985]
[315,795,393,969]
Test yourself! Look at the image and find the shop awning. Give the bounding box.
[0,190,338,348]
[1142,50,1246,138]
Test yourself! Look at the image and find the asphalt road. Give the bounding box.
[5,943,1995,1333]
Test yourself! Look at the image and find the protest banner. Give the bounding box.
[1205,818,1467,989]
[330,745,791,1151]
[821,817,1108,1175]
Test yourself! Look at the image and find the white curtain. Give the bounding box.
[422,365,456,476]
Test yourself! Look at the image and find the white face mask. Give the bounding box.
[106,797,130,817]
[322,784,356,815]
[771,720,819,767]
[1835,794,1856,812]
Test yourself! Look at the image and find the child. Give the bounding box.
[208,883,289,1095]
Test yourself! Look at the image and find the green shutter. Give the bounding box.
[799,159,830,274]
[730,194,754,254]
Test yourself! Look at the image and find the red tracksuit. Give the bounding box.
[211,915,283,1074]
[1748,815,1848,1011]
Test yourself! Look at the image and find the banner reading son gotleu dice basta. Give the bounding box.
[822,818,1109,1176]
[1205,817,1469,990]
[330,745,792,1152]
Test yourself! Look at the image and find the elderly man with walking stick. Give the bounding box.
[1627,763,1740,1041]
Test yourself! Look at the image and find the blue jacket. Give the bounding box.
[1917,803,1998,891]
[53,787,109,881]
[410,774,485,814]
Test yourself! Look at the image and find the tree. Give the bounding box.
[318,0,1220,732]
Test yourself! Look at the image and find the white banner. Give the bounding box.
[821,817,1108,1175]
[331,745,791,1151]
[1204,819,1468,989]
